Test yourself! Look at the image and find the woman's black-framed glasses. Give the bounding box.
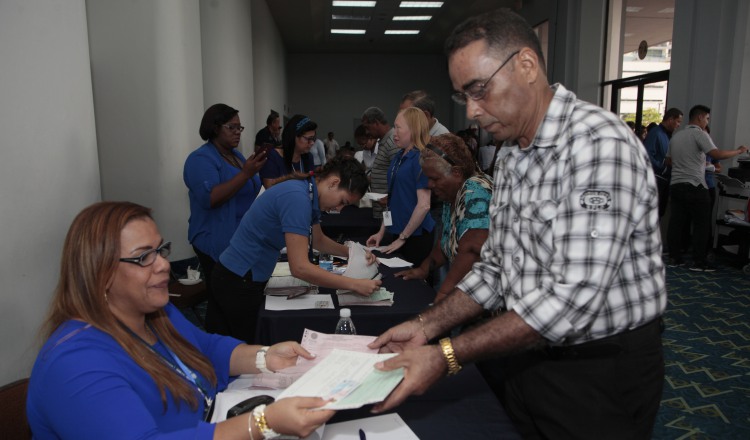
[119,242,172,267]
[424,143,457,166]
[451,50,520,105]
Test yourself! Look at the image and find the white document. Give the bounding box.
[363,192,387,201]
[377,257,413,268]
[340,243,380,282]
[265,294,333,310]
[253,329,378,389]
[271,262,292,277]
[277,349,403,410]
[322,414,419,440]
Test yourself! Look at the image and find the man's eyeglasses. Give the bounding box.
[222,124,245,133]
[451,50,520,105]
[301,135,316,143]
[119,242,172,267]
[424,143,456,166]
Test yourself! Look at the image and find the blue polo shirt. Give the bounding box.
[386,148,435,236]
[259,148,314,180]
[219,178,320,282]
[183,142,262,260]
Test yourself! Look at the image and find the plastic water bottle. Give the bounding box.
[334,308,356,335]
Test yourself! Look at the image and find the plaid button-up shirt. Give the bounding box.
[457,84,667,345]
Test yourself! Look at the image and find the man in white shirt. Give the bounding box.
[369,9,669,439]
[354,124,378,177]
[400,90,450,136]
[324,132,340,160]
[311,137,326,170]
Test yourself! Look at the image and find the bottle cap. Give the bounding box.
[339,308,351,318]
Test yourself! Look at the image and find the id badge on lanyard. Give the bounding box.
[383,211,393,226]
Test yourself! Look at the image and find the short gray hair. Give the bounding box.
[361,107,388,124]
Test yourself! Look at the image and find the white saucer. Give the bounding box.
[178,278,201,286]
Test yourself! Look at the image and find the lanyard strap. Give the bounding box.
[308,177,315,261]
[121,322,214,419]
[387,151,407,209]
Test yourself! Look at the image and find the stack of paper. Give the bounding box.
[336,288,394,306]
[253,329,378,389]
[264,294,333,311]
[276,349,404,410]
[265,274,318,297]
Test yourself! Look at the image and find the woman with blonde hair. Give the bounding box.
[367,107,435,265]
[27,201,333,439]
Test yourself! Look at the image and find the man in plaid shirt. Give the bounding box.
[369,8,667,439]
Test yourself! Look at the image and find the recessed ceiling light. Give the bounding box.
[332,1,376,7]
[657,8,674,13]
[331,29,367,34]
[332,15,371,20]
[399,1,443,8]
[393,15,432,21]
[385,30,420,35]
[625,6,643,13]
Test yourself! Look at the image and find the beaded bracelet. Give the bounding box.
[255,346,274,374]
[252,404,280,439]
[248,412,255,440]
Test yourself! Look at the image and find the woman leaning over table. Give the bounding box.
[183,103,267,334]
[212,156,382,343]
[394,133,492,303]
[259,114,316,188]
[367,107,435,266]
[26,201,333,440]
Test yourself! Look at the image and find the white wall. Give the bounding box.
[669,0,750,164]
[200,0,257,157]
[87,0,205,260]
[0,0,101,384]
[251,0,288,140]
[287,52,452,146]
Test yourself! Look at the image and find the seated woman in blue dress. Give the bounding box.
[260,114,316,188]
[212,156,382,343]
[394,133,492,303]
[27,201,334,439]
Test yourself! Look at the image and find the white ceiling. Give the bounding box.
[264,0,675,55]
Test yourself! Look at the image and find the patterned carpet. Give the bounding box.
[653,258,750,439]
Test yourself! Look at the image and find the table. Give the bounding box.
[328,364,520,439]
[255,265,435,345]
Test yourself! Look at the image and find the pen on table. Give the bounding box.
[359,428,367,440]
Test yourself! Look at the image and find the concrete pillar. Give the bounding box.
[87,0,204,260]
[200,0,257,157]
[0,0,100,383]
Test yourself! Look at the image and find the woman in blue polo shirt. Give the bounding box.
[183,103,267,334]
[212,157,382,342]
[260,114,316,188]
[367,107,435,266]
